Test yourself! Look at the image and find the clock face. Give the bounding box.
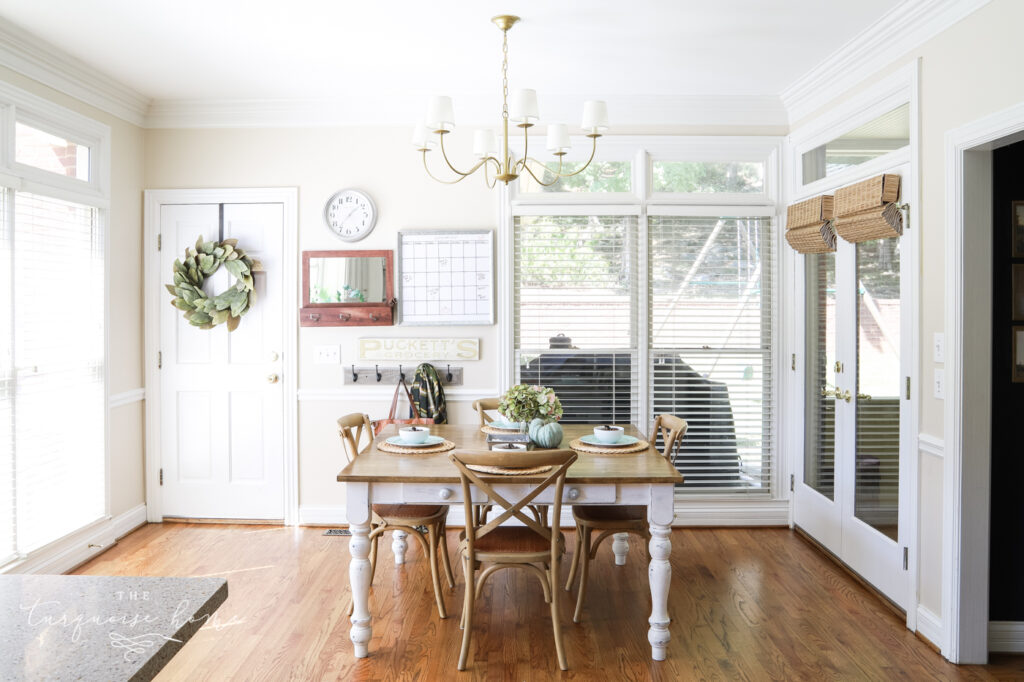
[324,189,377,242]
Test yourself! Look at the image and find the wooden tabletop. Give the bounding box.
[337,423,684,484]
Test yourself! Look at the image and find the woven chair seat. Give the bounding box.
[573,504,646,523]
[372,503,445,519]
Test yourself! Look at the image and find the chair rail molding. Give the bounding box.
[109,387,145,409]
[917,433,944,458]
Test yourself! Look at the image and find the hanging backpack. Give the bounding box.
[410,363,448,424]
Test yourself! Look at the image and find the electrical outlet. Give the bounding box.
[933,332,945,363]
[933,368,945,400]
[314,345,340,365]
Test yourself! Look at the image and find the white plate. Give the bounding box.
[385,435,445,448]
[579,434,639,448]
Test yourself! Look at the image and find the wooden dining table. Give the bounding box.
[336,422,683,662]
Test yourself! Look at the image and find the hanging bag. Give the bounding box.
[372,375,435,436]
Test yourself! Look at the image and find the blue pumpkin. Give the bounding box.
[529,418,563,448]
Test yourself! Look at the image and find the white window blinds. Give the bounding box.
[513,215,639,424]
[1,192,104,557]
[648,215,774,492]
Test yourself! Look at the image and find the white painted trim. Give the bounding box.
[143,188,300,525]
[918,433,944,458]
[108,387,145,409]
[146,93,788,130]
[788,63,916,201]
[917,605,944,649]
[0,16,149,126]
[781,0,991,123]
[941,101,1024,664]
[672,499,789,526]
[0,503,146,575]
[297,387,500,402]
[302,500,786,529]
[988,622,1024,654]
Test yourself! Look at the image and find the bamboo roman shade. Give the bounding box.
[833,173,903,242]
[785,195,836,253]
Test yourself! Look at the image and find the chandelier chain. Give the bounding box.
[501,30,509,121]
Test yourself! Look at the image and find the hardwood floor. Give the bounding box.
[73,524,1024,681]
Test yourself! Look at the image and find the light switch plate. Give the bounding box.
[933,332,945,363]
[933,368,945,400]
[314,345,340,365]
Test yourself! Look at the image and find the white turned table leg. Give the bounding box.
[647,484,674,661]
[392,529,408,565]
[612,532,629,565]
[347,483,372,658]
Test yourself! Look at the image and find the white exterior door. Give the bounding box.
[158,202,285,519]
[793,168,912,609]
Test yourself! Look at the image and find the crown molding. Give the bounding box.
[0,16,149,126]
[781,0,992,125]
[145,93,788,130]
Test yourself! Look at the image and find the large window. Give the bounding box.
[0,82,109,567]
[510,139,779,495]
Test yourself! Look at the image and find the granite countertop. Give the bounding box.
[1,575,228,682]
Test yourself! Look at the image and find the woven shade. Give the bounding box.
[785,195,836,253]
[834,203,904,242]
[833,173,903,243]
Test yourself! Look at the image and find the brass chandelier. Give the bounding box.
[412,14,609,188]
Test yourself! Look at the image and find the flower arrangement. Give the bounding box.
[499,384,563,424]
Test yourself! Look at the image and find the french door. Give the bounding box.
[793,193,911,608]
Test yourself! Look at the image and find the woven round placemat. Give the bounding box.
[569,438,650,455]
[466,464,553,476]
[378,439,456,456]
[481,424,522,435]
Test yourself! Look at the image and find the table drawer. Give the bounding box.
[400,483,615,505]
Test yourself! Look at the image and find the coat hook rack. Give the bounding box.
[344,365,464,387]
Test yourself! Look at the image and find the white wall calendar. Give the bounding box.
[397,229,495,326]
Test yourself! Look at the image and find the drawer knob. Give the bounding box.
[567,487,580,501]
[438,488,453,500]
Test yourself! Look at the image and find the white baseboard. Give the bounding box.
[989,621,1024,653]
[1,503,147,575]
[299,506,349,526]
[301,500,789,528]
[672,499,789,526]
[917,605,943,649]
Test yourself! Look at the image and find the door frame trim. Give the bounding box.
[942,102,1024,663]
[143,188,299,525]
[788,60,920,628]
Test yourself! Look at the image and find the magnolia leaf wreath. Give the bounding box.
[165,236,262,332]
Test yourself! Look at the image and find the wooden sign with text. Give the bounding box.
[358,338,479,361]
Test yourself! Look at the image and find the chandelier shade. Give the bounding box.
[414,14,609,188]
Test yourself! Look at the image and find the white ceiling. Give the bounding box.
[0,0,905,125]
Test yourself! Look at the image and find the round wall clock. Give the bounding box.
[324,189,377,242]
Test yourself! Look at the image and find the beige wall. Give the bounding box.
[794,0,1024,617]
[145,127,499,512]
[0,66,146,518]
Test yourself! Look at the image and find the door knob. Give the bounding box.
[267,374,279,384]
[269,351,279,362]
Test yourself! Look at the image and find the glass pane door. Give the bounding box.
[854,239,901,540]
[804,252,836,500]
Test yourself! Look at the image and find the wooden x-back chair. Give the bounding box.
[338,413,455,619]
[564,414,687,622]
[449,448,578,671]
[471,397,501,427]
